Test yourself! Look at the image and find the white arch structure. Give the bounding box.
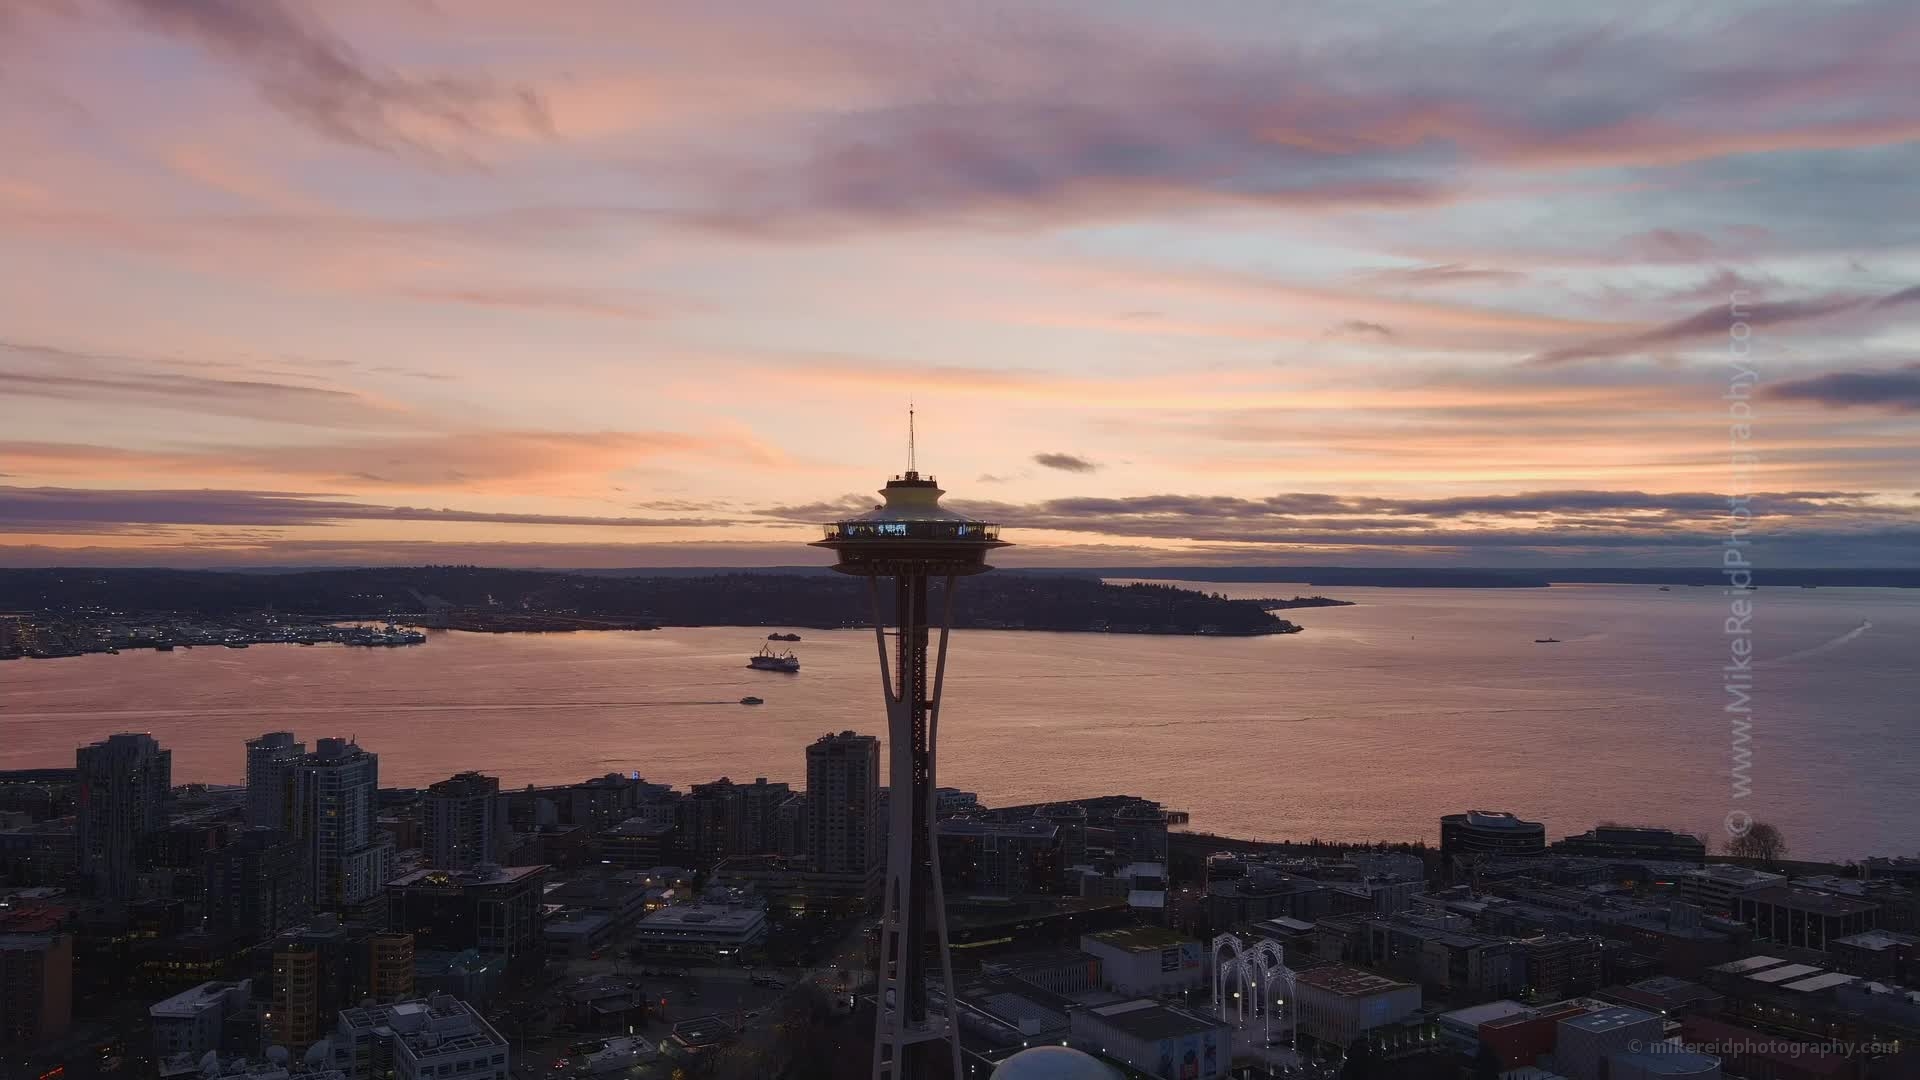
[1211,934,1298,1048]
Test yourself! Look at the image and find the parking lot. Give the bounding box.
[507,914,872,1076]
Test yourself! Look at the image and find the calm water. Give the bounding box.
[4,584,1915,861]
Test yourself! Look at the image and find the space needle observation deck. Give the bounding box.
[812,470,1006,575]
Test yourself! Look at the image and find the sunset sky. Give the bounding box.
[3,0,1918,567]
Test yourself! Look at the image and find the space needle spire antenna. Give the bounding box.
[814,419,1007,1080]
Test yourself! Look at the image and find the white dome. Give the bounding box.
[990,1046,1117,1080]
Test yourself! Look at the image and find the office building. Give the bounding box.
[937,818,1062,896]
[1441,811,1546,864]
[805,731,882,897]
[385,865,546,976]
[1734,884,1879,951]
[75,732,172,899]
[1553,825,1707,863]
[0,930,73,1049]
[331,994,508,1080]
[245,733,305,830]
[292,738,389,911]
[423,772,503,871]
[595,818,675,869]
[1523,933,1605,1000]
[149,979,252,1059]
[1675,865,1786,916]
[204,827,309,938]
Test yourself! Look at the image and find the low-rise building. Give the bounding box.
[1608,1048,1722,1079]
[1830,929,1919,981]
[1079,926,1203,997]
[1553,827,1706,863]
[1068,999,1229,1080]
[1602,975,1723,1017]
[1436,999,1531,1054]
[1552,1006,1666,1080]
[150,979,253,1060]
[1291,964,1421,1051]
[628,904,766,958]
[331,994,508,1080]
[1675,865,1785,917]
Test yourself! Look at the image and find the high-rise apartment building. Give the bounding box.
[369,932,416,1002]
[245,732,305,830]
[75,732,172,899]
[204,827,310,938]
[424,772,502,871]
[0,931,73,1050]
[805,731,881,897]
[292,738,389,911]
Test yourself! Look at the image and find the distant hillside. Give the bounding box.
[1079,566,1920,587]
[0,566,1303,636]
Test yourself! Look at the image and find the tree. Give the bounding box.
[1472,1043,1503,1080]
[1727,821,1788,866]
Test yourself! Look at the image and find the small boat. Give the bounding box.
[1534,638,1562,644]
[1657,586,1672,592]
[155,642,175,652]
[748,645,800,672]
[740,696,764,706]
[224,641,250,649]
[766,632,802,642]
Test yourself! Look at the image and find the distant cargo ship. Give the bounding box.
[766,632,802,641]
[1534,638,1562,643]
[749,645,800,672]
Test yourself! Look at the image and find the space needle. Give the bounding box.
[813,411,1007,1080]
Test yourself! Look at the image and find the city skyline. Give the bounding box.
[4,2,1920,569]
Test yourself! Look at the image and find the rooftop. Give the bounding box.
[1834,930,1920,952]
[388,864,546,889]
[1610,1049,1723,1075]
[1736,884,1878,916]
[1083,926,1190,953]
[149,980,248,1019]
[1683,865,1784,886]
[1295,965,1414,998]
[1447,810,1544,831]
[1748,963,1821,984]
[339,994,505,1060]
[1082,999,1222,1042]
[636,903,763,930]
[1711,954,1788,974]
[1561,1006,1660,1033]
[1783,972,1858,993]
[1440,1000,1531,1029]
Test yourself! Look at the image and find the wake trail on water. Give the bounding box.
[1759,621,1873,667]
